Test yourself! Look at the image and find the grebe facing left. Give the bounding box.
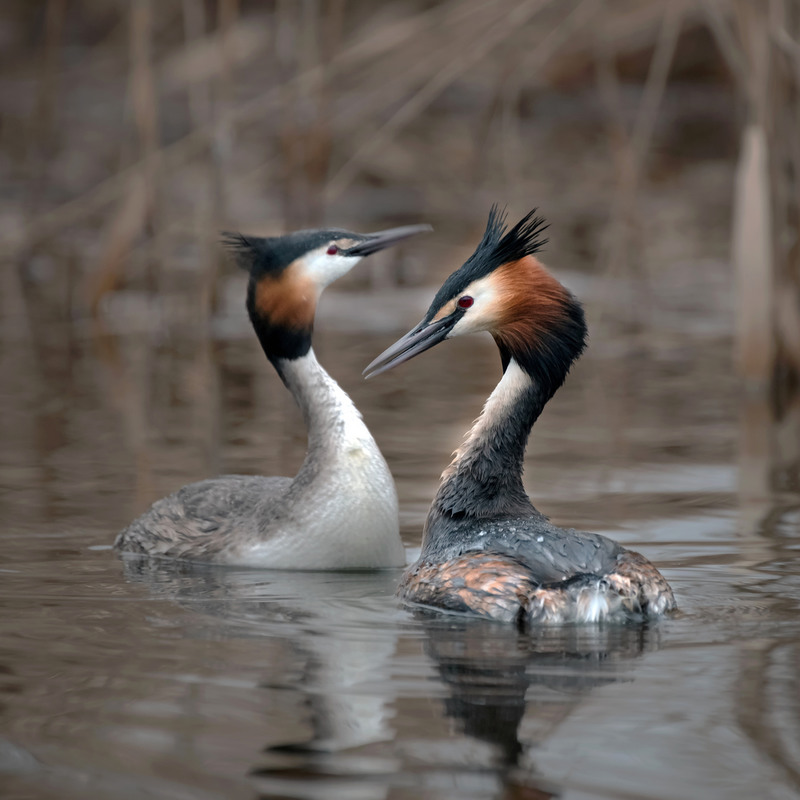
[365,207,675,625]
[116,223,430,569]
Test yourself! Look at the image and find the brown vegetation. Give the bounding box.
[0,0,798,492]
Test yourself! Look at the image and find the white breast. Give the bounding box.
[226,350,405,569]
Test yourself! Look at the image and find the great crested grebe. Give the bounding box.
[116,223,430,568]
[365,208,676,625]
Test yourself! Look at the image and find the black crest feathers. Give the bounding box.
[472,205,549,271]
[221,231,262,273]
[221,229,336,277]
[425,206,549,320]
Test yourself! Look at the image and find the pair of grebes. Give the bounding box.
[116,208,675,626]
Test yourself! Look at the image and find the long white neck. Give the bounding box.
[256,348,403,569]
[278,349,375,462]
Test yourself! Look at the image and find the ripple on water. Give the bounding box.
[2,328,800,800]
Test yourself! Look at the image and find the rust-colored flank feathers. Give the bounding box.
[400,550,676,627]
[399,554,540,625]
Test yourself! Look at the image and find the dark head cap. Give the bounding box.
[423,206,549,322]
[224,223,431,364]
[364,206,586,401]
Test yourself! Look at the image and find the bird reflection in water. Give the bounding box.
[119,558,660,799]
[417,614,658,794]
[119,556,402,739]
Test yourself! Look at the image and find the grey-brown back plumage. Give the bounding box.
[116,475,292,560]
[423,512,624,586]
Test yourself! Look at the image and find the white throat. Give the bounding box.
[478,358,530,428]
[445,358,530,472]
[302,247,363,290]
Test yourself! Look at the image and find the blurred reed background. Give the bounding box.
[0,0,798,509]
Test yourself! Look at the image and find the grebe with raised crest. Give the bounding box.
[365,208,675,625]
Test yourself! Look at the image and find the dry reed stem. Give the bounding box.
[30,0,694,269]
[699,0,751,98]
[768,0,800,382]
[0,257,33,348]
[630,1,686,170]
[11,1,504,253]
[180,0,211,126]
[87,174,149,316]
[733,124,775,384]
[31,0,66,158]
[732,1,776,384]
[339,1,507,112]
[276,0,301,227]
[300,0,340,227]
[180,0,221,319]
[735,0,773,125]
[86,0,160,318]
[772,22,800,71]
[26,0,66,221]
[543,0,711,88]
[496,0,602,195]
[4,1,478,258]
[594,0,685,331]
[129,0,159,207]
[324,0,558,202]
[194,0,239,315]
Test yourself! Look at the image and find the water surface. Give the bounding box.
[1,295,799,800]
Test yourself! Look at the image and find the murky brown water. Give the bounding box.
[2,280,800,800]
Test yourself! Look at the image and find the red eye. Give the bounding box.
[457,296,474,309]
[327,244,339,255]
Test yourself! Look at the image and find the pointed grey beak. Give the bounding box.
[344,224,432,257]
[363,314,459,379]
